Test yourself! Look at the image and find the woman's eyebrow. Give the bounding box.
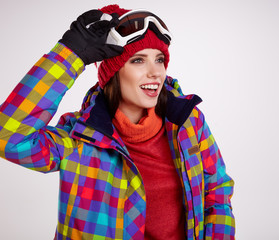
[132,53,164,57]
[156,53,164,57]
[132,54,147,57]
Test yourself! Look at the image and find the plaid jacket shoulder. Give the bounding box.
[195,108,235,240]
[166,104,235,240]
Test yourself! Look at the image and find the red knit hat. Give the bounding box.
[98,5,170,89]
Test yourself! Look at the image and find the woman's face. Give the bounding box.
[118,48,166,123]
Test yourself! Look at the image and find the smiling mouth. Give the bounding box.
[139,84,160,98]
[140,84,159,90]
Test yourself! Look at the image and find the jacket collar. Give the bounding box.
[166,91,202,127]
[85,90,114,137]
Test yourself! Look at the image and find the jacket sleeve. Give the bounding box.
[0,43,84,172]
[196,107,235,239]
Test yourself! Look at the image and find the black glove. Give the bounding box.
[59,10,124,65]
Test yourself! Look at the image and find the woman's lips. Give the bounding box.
[140,83,160,97]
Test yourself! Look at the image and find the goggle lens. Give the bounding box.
[115,11,169,37]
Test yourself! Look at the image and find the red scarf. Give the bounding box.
[112,107,162,143]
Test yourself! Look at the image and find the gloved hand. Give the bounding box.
[59,10,124,65]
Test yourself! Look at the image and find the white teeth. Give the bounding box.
[140,84,159,90]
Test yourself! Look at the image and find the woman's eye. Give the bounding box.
[156,57,165,63]
[131,58,143,63]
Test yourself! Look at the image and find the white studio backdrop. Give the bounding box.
[0,0,278,239]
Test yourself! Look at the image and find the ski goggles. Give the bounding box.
[106,9,172,47]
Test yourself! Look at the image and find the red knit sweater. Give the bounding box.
[113,108,185,239]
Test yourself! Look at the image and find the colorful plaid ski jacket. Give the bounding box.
[0,43,235,240]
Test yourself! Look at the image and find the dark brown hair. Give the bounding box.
[104,72,168,119]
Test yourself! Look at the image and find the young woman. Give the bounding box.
[0,4,235,240]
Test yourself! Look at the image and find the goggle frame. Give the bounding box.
[106,9,172,47]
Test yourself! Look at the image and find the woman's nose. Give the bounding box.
[147,62,160,78]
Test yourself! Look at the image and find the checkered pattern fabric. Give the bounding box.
[0,43,235,239]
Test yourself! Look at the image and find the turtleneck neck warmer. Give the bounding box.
[112,107,162,143]
[112,107,185,240]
